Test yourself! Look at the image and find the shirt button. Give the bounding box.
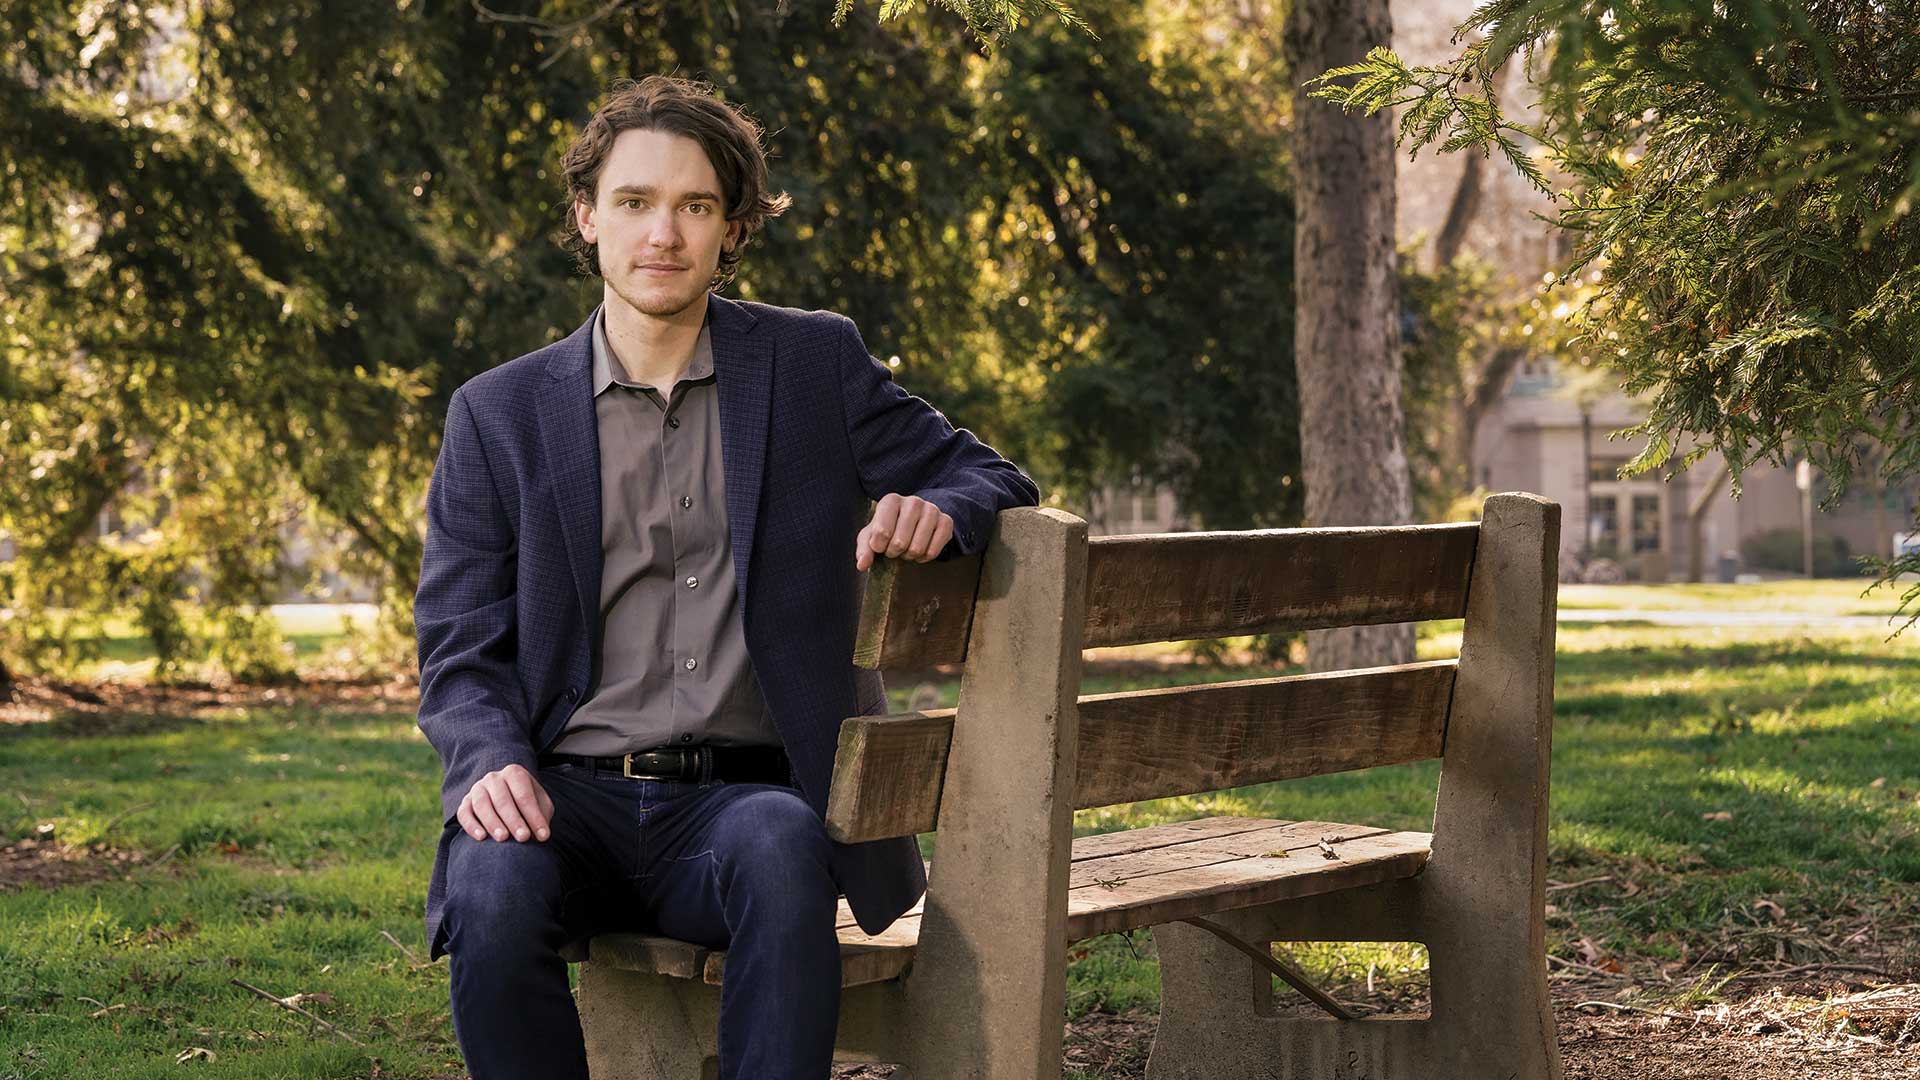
[683,657,698,671]
[680,495,692,510]
[667,416,681,429]
[680,733,693,742]
[685,575,699,589]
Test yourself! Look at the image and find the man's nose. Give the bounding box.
[645,208,683,249]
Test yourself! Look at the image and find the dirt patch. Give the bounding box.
[0,675,419,735]
[0,837,158,893]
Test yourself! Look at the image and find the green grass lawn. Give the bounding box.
[3,613,1918,1077]
[1557,577,1914,616]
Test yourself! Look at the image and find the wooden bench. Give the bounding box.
[570,492,1564,1080]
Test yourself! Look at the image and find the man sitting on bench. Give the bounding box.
[412,74,1040,1080]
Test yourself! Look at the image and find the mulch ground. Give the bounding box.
[831,976,1920,1078]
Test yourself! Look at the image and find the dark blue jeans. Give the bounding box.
[440,763,842,1080]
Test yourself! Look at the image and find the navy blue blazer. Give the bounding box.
[415,292,1039,957]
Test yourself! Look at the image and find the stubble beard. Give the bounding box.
[607,269,708,320]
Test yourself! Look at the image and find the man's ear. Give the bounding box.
[724,219,743,253]
[575,194,597,244]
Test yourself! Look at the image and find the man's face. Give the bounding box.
[575,127,743,320]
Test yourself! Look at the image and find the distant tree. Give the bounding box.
[1286,0,1416,671]
[1312,0,1920,623]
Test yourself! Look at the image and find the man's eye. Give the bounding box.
[621,199,644,209]
[686,203,709,215]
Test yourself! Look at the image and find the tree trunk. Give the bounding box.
[1285,0,1415,672]
[1686,457,1731,582]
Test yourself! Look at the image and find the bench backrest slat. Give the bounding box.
[850,521,1479,670]
[1073,658,1455,808]
[1083,524,1478,648]
[825,659,1455,844]
[852,555,984,670]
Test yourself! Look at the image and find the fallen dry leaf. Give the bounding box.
[1702,811,1734,822]
[1575,936,1623,972]
[1753,898,1786,923]
[176,1047,217,1064]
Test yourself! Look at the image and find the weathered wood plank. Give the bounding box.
[1069,816,1289,862]
[1074,660,1455,809]
[808,829,1430,950]
[588,925,920,989]
[1068,821,1391,890]
[1082,523,1479,648]
[1064,830,1433,940]
[701,938,916,989]
[824,710,956,843]
[850,522,1478,668]
[583,934,709,979]
[852,554,985,670]
[824,662,1453,842]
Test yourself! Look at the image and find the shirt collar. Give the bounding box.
[591,304,715,397]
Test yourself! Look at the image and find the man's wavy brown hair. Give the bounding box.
[559,75,791,289]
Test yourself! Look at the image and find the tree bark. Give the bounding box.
[1285,0,1415,671]
[1686,457,1731,582]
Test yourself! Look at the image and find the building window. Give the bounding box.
[1589,494,1620,557]
[1588,456,1632,483]
[1631,494,1662,553]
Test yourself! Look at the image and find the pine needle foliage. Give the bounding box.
[832,0,1096,47]
[1310,0,1920,621]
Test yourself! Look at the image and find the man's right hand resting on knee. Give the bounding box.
[458,764,554,844]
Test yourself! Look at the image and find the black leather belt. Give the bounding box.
[539,744,791,785]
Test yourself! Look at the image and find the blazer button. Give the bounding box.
[563,687,579,703]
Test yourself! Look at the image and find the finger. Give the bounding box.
[866,496,901,558]
[507,771,550,840]
[854,523,876,571]
[485,778,533,842]
[457,799,486,842]
[903,505,942,561]
[885,501,920,558]
[929,515,954,557]
[469,791,509,842]
[536,785,556,834]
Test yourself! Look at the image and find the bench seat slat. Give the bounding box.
[582,817,1430,985]
[1067,816,1287,861]
[1067,820,1391,890]
[1063,827,1431,940]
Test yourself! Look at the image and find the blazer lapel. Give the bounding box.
[707,293,772,609]
[538,310,603,640]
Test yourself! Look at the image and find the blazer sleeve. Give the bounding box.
[414,387,538,824]
[834,316,1041,557]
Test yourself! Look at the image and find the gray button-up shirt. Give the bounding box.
[551,307,782,756]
